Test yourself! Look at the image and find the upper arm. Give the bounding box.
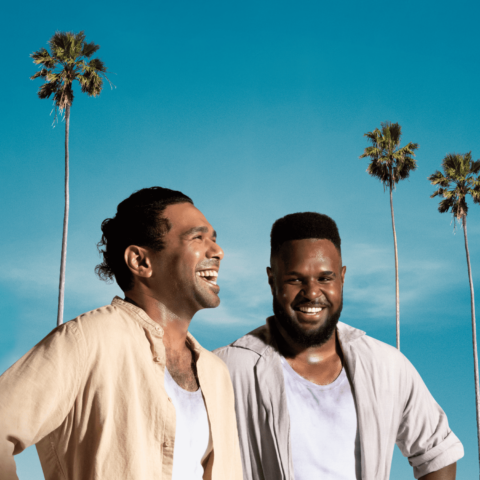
[0,321,86,454]
[395,357,463,478]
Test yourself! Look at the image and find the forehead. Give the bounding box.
[163,202,212,233]
[274,238,341,270]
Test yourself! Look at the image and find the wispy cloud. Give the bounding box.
[0,238,475,341]
[342,241,468,323]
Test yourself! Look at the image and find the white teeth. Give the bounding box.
[196,270,218,285]
[196,270,218,277]
[299,307,323,314]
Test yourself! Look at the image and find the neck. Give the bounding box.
[124,289,192,351]
[272,319,343,385]
[276,322,340,363]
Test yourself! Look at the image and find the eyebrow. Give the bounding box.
[285,270,335,277]
[181,226,217,239]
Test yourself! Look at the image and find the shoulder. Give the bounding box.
[200,348,231,374]
[67,303,138,339]
[339,321,405,362]
[340,322,420,388]
[214,324,271,372]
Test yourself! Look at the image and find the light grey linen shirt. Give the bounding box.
[214,318,464,480]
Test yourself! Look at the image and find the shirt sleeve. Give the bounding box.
[395,356,464,479]
[0,321,86,480]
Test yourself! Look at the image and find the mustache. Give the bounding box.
[292,297,331,309]
[196,259,221,270]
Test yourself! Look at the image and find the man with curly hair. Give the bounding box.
[0,187,242,480]
[216,212,463,480]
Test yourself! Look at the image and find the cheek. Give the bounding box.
[278,285,298,305]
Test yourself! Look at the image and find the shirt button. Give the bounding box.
[164,440,171,447]
[154,356,161,362]
[155,325,163,333]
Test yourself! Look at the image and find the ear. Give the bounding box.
[124,245,153,279]
[341,265,347,285]
[266,266,275,295]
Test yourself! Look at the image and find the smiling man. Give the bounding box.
[215,212,463,480]
[0,187,242,480]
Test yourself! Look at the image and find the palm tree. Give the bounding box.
[31,31,110,326]
[360,122,419,350]
[429,152,480,469]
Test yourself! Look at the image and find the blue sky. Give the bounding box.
[1,0,480,477]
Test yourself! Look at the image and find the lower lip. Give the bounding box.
[198,276,220,293]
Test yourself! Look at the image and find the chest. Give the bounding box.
[166,347,199,391]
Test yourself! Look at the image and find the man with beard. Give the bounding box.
[0,187,242,480]
[215,212,463,480]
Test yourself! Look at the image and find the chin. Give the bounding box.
[272,297,343,348]
[194,290,221,310]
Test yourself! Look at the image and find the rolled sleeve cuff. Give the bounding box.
[409,431,464,479]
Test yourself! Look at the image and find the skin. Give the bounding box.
[267,238,345,385]
[267,238,455,479]
[123,202,224,391]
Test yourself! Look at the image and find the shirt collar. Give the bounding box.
[111,296,203,357]
[231,316,366,356]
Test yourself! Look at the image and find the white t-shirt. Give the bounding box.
[281,357,361,480]
[164,367,212,480]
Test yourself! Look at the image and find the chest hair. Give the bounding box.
[166,346,199,392]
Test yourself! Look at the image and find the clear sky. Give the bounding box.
[1,0,480,477]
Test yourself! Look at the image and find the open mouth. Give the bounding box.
[295,305,325,316]
[196,270,218,286]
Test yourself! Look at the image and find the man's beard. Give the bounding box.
[272,295,343,348]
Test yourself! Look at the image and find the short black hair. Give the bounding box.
[95,186,193,291]
[270,212,341,258]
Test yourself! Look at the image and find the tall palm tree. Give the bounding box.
[31,31,110,325]
[429,152,480,468]
[360,122,419,350]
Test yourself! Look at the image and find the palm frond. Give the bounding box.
[38,81,60,100]
[438,197,455,214]
[87,57,107,73]
[430,151,480,226]
[361,121,418,191]
[367,160,390,186]
[82,41,100,58]
[31,30,111,110]
[30,48,56,69]
[382,121,402,147]
[30,68,50,80]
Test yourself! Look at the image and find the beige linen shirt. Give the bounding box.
[215,319,464,480]
[0,297,243,480]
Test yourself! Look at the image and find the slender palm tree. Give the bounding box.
[360,122,419,350]
[31,31,110,325]
[429,152,480,468]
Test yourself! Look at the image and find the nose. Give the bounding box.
[301,280,321,299]
[207,239,224,261]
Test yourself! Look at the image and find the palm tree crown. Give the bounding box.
[360,121,419,188]
[30,31,109,115]
[429,152,480,222]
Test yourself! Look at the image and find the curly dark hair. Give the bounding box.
[270,212,341,258]
[95,186,193,291]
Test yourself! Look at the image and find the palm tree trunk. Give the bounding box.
[463,216,480,469]
[389,183,400,350]
[57,104,70,326]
